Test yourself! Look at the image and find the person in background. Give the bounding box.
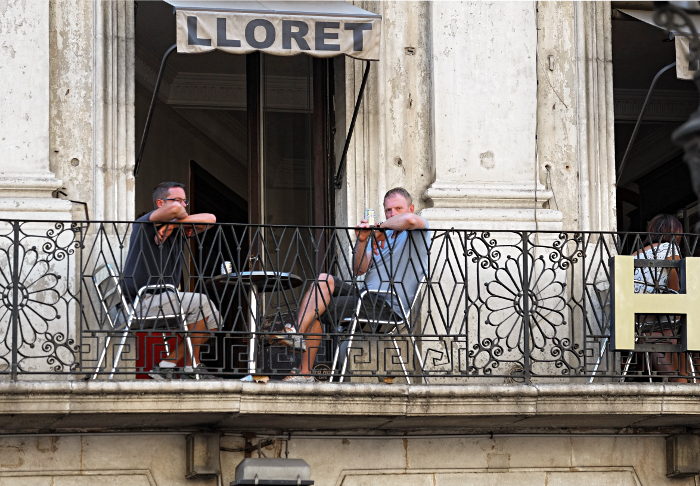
[633,213,686,382]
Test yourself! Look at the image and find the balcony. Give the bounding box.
[1,219,697,385]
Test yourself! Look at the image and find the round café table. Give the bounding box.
[206,271,303,374]
[207,271,303,293]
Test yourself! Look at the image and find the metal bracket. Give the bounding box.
[133,44,177,177]
[334,61,371,189]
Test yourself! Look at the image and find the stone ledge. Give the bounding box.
[0,382,699,434]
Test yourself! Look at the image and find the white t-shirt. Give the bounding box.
[633,241,680,294]
[363,221,432,316]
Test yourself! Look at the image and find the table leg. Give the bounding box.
[249,288,258,375]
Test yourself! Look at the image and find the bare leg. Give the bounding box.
[162,318,212,367]
[296,273,335,374]
[299,319,323,374]
[297,273,335,333]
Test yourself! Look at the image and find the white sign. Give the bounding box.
[176,9,381,60]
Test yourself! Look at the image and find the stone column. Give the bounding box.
[0,0,71,220]
[422,1,562,231]
[574,1,616,232]
[92,0,135,222]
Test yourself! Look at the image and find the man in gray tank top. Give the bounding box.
[277,187,431,382]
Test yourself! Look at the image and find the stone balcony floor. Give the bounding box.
[1,382,700,435]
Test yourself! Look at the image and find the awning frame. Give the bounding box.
[134,44,177,178]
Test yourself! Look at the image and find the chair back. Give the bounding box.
[403,274,428,320]
[93,264,129,331]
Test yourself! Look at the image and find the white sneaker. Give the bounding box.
[148,365,174,380]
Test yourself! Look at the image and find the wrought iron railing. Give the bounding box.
[0,219,697,384]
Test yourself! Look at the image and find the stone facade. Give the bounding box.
[1,0,616,231]
[2,1,687,485]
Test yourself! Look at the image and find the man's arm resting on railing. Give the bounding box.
[150,203,216,244]
[150,199,188,222]
[156,214,217,242]
[176,213,217,234]
[373,213,427,250]
[379,213,426,231]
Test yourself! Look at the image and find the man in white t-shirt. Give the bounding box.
[277,187,431,382]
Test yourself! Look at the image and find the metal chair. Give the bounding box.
[329,277,428,384]
[91,263,198,379]
[619,282,696,383]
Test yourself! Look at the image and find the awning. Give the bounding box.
[620,9,700,79]
[165,1,382,60]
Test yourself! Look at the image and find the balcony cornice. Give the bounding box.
[0,382,699,435]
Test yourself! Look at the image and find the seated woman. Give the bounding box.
[633,213,686,382]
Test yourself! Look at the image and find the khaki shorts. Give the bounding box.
[131,291,220,330]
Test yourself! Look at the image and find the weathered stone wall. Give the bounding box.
[0,433,687,485]
[0,0,71,220]
[49,0,94,221]
[339,1,433,227]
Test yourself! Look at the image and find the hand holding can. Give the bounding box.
[364,209,375,226]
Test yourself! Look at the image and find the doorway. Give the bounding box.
[612,4,699,233]
[134,1,336,374]
[134,1,333,226]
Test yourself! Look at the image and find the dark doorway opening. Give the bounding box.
[612,4,699,233]
[134,1,334,226]
[134,1,337,376]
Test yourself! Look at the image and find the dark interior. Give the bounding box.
[612,4,699,233]
[133,0,332,227]
[133,1,337,375]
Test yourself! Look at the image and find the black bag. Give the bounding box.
[256,310,332,380]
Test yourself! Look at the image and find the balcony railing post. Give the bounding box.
[10,221,20,381]
[521,231,531,384]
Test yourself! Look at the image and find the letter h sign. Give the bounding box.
[611,256,700,351]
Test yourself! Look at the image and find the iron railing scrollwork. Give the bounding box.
[0,219,698,384]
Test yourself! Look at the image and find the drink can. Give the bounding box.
[221,261,232,274]
[364,209,375,226]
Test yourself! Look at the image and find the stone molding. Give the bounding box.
[93,0,135,222]
[574,2,616,232]
[421,181,562,230]
[0,176,71,200]
[614,88,699,123]
[422,181,554,209]
[1,381,699,433]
